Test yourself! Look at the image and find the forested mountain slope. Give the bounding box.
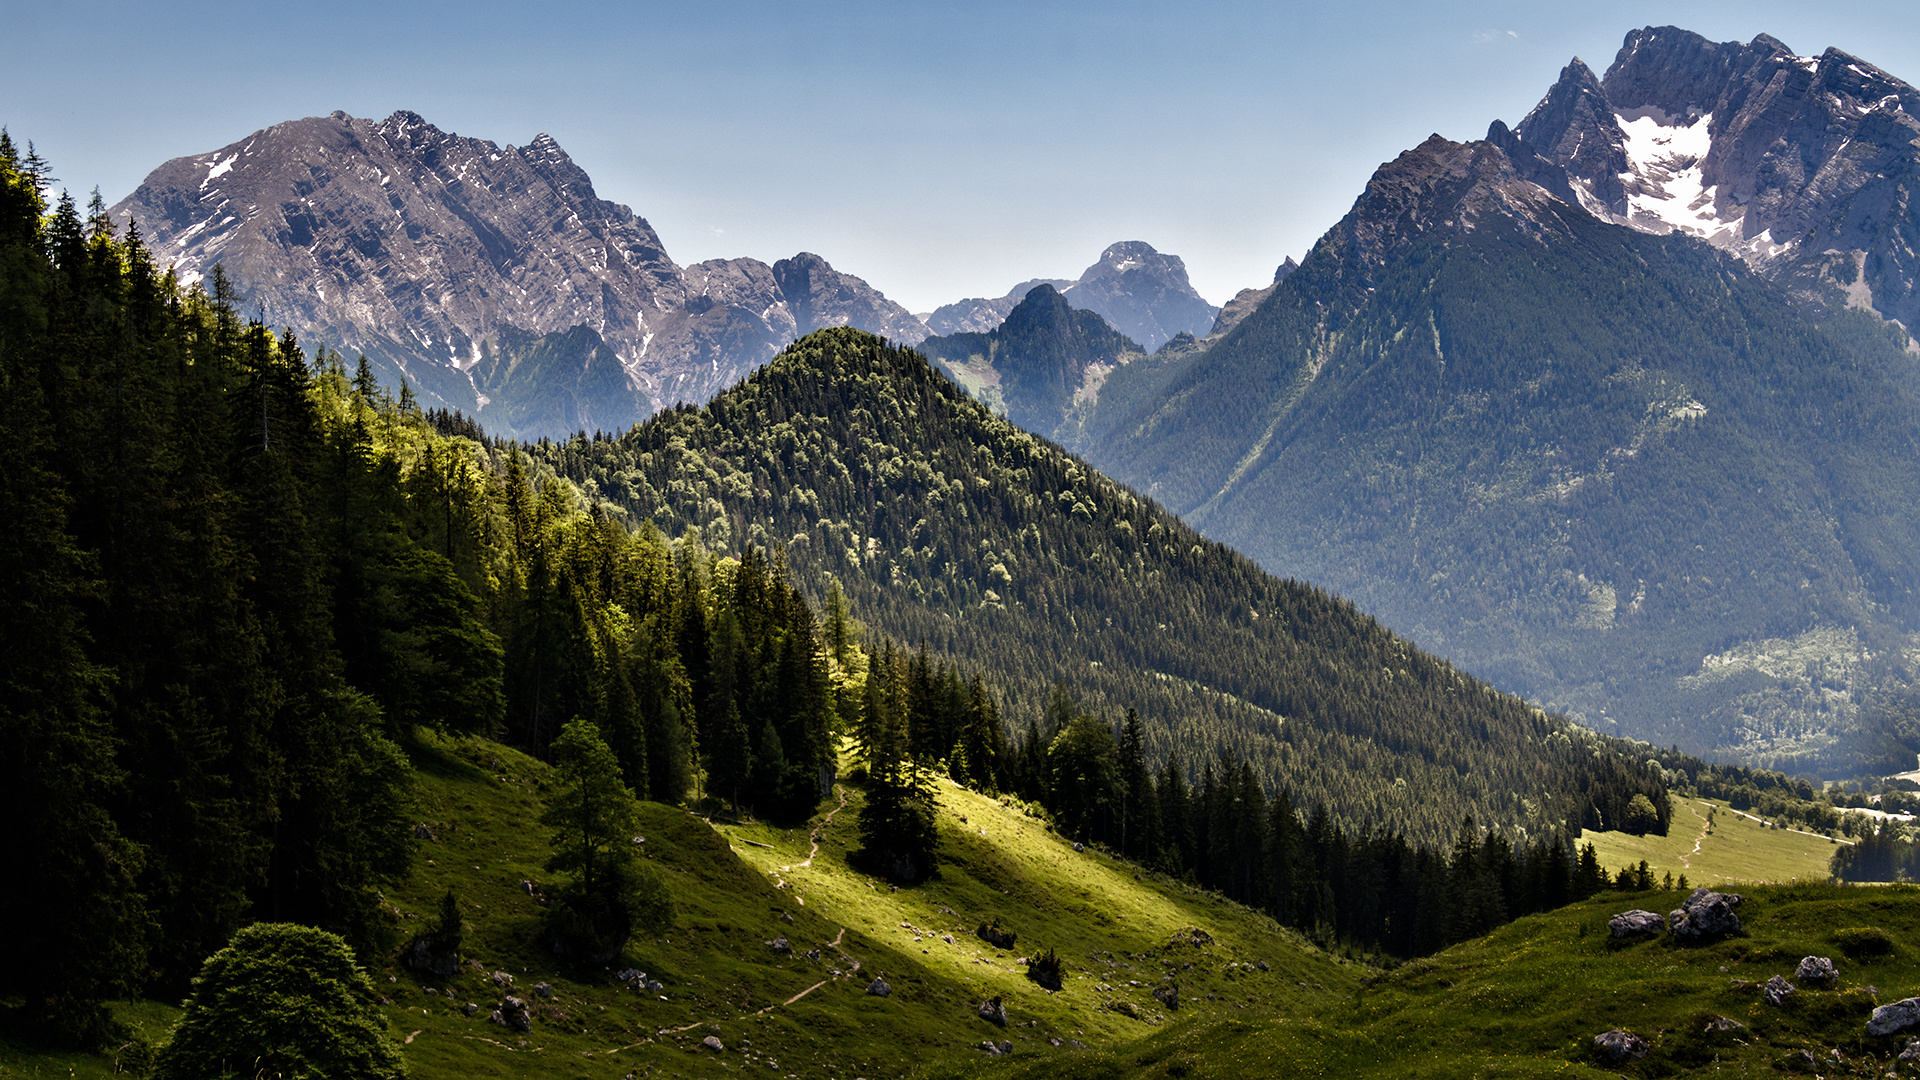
[523,327,1668,845]
[1089,128,1920,776]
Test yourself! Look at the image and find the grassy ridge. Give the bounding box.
[926,883,1920,1078]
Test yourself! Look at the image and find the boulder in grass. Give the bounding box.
[1608,910,1665,938]
[867,978,891,998]
[702,1035,724,1052]
[1668,887,1744,942]
[1764,975,1796,1007]
[978,997,1007,1026]
[1593,1029,1648,1064]
[1795,956,1839,988]
[1869,997,1920,1036]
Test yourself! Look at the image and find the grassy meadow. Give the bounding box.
[1583,797,1846,887]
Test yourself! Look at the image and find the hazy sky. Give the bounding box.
[6,0,1918,313]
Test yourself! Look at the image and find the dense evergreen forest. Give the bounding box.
[514,327,1672,845]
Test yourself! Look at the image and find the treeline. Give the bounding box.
[0,140,845,1043]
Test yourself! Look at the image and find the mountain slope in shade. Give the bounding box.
[1515,27,1920,337]
[110,110,924,438]
[1090,125,1920,775]
[916,284,1144,439]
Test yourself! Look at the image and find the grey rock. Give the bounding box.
[463,1002,478,1016]
[769,937,791,953]
[996,1040,1014,1056]
[978,996,1008,1026]
[702,1035,724,1052]
[867,978,891,997]
[412,822,436,841]
[1608,909,1666,938]
[1701,1014,1746,1034]
[532,981,554,999]
[1668,888,1744,941]
[1795,955,1839,987]
[495,995,531,1032]
[1764,974,1796,1006]
[1870,997,1920,1036]
[1153,983,1180,1010]
[1899,1036,1920,1062]
[1593,1029,1648,1063]
[490,971,515,989]
[1169,927,1215,948]
[1062,242,1220,351]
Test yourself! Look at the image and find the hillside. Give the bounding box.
[521,327,1670,845]
[924,881,1920,1078]
[1088,124,1920,777]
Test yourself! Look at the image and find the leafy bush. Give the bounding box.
[151,922,406,1080]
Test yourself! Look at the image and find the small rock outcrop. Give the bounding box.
[1795,956,1840,988]
[768,937,791,954]
[1153,983,1180,1010]
[1899,1037,1920,1063]
[1608,910,1665,938]
[867,978,892,998]
[491,995,531,1032]
[1169,927,1215,948]
[978,997,1008,1026]
[1869,997,1920,1036]
[702,1035,724,1052]
[1668,888,1744,941]
[1593,1029,1648,1064]
[978,920,1017,950]
[1702,1015,1746,1034]
[1764,975,1797,1007]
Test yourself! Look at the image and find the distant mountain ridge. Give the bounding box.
[922,241,1218,349]
[111,110,926,439]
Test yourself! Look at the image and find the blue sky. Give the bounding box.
[6,0,1917,313]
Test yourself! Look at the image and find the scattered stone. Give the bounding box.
[1049,1037,1062,1047]
[494,996,531,1032]
[1898,1037,1920,1063]
[490,971,515,989]
[1765,975,1797,1007]
[942,933,955,945]
[463,1003,478,1016]
[702,1035,724,1052]
[805,948,821,961]
[769,938,791,953]
[1702,1015,1746,1034]
[614,969,647,988]
[1073,842,1085,853]
[1869,997,1920,1036]
[868,978,891,998]
[1792,1049,1818,1071]
[520,879,537,897]
[996,1040,1014,1056]
[1069,1040,1086,1050]
[978,997,1008,1026]
[1667,888,1745,942]
[1153,984,1180,1010]
[533,981,554,999]
[1796,956,1840,988]
[780,912,794,924]
[1168,927,1215,949]
[1257,960,1269,971]
[1608,909,1665,938]
[1593,1029,1648,1064]
[412,822,436,841]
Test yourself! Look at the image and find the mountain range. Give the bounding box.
[922,241,1220,351]
[109,110,927,439]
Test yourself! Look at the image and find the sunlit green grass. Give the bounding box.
[1584,797,1844,887]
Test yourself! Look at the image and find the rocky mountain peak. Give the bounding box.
[111,110,925,437]
[1515,26,1920,333]
[1060,240,1217,350]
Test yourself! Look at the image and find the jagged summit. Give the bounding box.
[922,241,1216,348]
[111,110,924,438]
[1515,26,1920,331]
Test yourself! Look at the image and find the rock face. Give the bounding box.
[1609,909,1666,938]
[109,110,922,439]
[1871,998,1920,1036]
[923,241,1216,350]
[1594,1030,1648,1063]
[1516,27,1920,334]
[1669,888,1745,941]
[1796,955,1840,987]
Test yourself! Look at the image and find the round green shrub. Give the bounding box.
[152,922,407,1080]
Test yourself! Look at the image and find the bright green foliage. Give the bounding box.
[151,923,405,1080]
[541,716,673,959]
